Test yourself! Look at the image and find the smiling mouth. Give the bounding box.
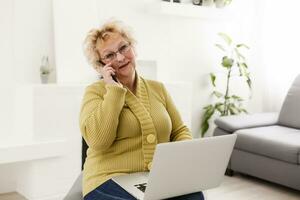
[119,62,130,69]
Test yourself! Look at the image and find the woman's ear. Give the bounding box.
[95,64,103,75]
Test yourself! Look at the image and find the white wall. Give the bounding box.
[0,0,56,136]
[0,0,16,192]
[0,0,57,193]
[0,0,14,140]
[53,0,98,84]
[13,0,56,85]
[53,0,265,136]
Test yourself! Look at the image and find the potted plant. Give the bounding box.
[40,56,52,84]
[200,33,251,137]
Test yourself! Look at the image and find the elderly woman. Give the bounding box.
[80,20,204,200]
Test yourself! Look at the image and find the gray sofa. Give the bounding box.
[213,74,300,191]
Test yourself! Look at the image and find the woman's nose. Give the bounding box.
[116,52,125,61]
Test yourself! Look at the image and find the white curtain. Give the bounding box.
[260,0,300,111]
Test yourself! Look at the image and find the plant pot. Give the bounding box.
[202,0,214,7]
[40,74,49,84]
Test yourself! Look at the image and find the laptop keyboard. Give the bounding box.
[134,183,147,193]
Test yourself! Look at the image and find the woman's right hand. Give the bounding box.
[97,63,121,86]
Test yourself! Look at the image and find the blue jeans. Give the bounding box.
[84,179,204,200]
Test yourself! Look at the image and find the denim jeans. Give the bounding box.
[84,179,204,200]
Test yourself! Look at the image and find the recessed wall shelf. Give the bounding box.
[0,139,67,164]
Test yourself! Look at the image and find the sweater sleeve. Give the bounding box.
[79,84,127,151]
[160,83,193,141]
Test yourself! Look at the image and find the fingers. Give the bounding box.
[103,67,116,77]
[97,63,114,75]
[102,63,113,72]
[97,62,120,85]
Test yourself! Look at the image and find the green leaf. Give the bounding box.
[240,63,248,69]
[215,44,226,52]
[222,56,234,68]
[228,103,239,115]
[237,62,243,76]
[240,108,248,113]
[247,77,252,90]
[215,102,224,113]
[210,73,216,87]
[231,95,243,101]
[203,105,212,110]
[201,122,209,138]
[220,112,227,117]
[234,48,246,61]
[213,91,223,98]
[218,33,232,46]
[237,43,250,49]
[202,105,215,121]
[200,105,215,137]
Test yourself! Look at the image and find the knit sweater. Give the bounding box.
[79,76,192,196]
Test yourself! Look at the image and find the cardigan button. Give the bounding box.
[146,134,156,144]
[147,162,152,170]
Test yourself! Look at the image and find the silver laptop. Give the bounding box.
[113,134,237,200]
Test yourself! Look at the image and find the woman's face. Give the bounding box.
[98,33,136,79]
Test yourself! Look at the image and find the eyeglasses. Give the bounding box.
[101,43,131,63]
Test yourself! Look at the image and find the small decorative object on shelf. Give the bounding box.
[202,0,214,7]
[192,0,202,5]
[162,0,181,2]
[180,0,192,4]
[214,0,232,8]
[40,56,52,84]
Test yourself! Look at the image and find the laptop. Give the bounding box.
[112,134,237,200]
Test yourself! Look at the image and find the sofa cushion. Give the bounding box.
[215,113,278,133]
[235,125,300,164]
[278,74,300,129]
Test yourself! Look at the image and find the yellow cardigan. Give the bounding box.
[79,76,192,196]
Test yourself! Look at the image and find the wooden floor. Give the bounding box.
[1,173,299,200]
[205,173,300,200]
[0,192,27,200]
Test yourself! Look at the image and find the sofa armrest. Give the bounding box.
[214,112,279,132]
